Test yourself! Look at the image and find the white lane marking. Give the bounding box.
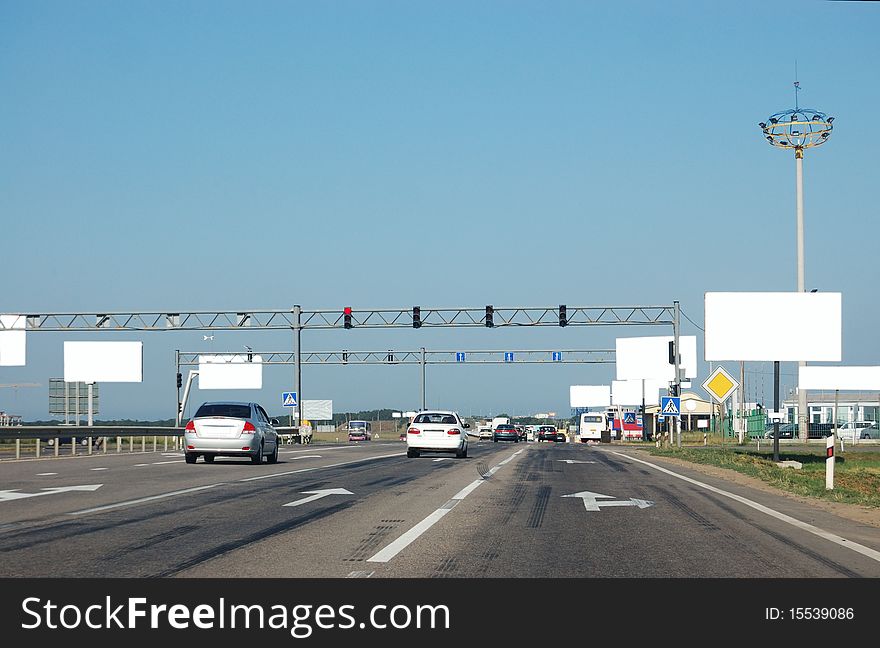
[346,571,374,578]
[282,488,353,508]
[151,460,185,465]
[134,464,151,467]
[36,473,58,476]
[368,510,451,563]
[1,485,103,502]
[282,455,323,460]
[69,483,226,516]
[240,453,405,482]
[367,448,525,563]
[161,453,183,457]
[453,480,484,500]
[609,450,880,564]
[433,458,452,462]
[90,468,108,471]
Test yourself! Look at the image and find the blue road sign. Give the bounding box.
[282,391,298,407]
[504,352,514,362]
[660,396,681,418]
[623,412,636,424]
[552,351,562,362]
[455,352,466,362]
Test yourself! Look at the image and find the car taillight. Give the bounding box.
[241,421,256,434]
[185,421,195,432]
[407,427,420,435]
[447,428,461,435]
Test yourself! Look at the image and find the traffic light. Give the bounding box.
[668,340,675,364]
[559,304,567,327]
[344,307,353,329]
[485,305,494,328]
[342,350,348,364]
[176,372,182,389]
[412,306,421,329]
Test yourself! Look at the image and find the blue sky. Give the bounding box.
[2,1,878,420]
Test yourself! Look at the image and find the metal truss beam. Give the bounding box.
[177,349,616,365]
[4,305,675,331]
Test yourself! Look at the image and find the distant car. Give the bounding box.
[537,425,558,442]
[478,426,494,440]
[513,424,526,440]
[836,421,875,441]
[406,410,469,458]
[184,401,280,465]
[493,423,519,443]
[764,423,796,439]
[859,423,879,440]
[555,430,567,443]
[399,432,407,441]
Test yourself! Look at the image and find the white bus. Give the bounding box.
[578,412,606,442]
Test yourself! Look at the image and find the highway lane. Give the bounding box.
[1,440,879,577]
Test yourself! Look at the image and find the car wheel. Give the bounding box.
[456,445,468,459]
[407,448,420,458]
[203,454,215,464]
[493,437,498,443]
[185,452,197,464]
[267,440,279,464]
[251,442,264,465]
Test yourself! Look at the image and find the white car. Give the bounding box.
[406,410,469,458]
[837,421,876,441]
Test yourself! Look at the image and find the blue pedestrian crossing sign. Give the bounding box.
[623,412,636,424]
[660,396,681,418]
[455,352,466,362]
[504,352,514,362]
[552,351,563,362]
[282,391,298,407]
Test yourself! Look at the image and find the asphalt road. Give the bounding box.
[1,440,879,578]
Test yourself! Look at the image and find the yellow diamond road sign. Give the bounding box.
[702,366,739,403]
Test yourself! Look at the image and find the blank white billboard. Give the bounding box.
[612,379,665,406]
[64,341,143,382]
[799,366,880,391]
[704,292,841,361]
[616,335,698,381]
[570,385,611,408]
[198,354,263,390]
[302,399,333,420]
[0,315,26,366]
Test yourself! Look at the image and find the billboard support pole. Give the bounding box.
[773,361,780,462]
[674,301,682,448]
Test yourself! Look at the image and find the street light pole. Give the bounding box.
[760,82,833,442]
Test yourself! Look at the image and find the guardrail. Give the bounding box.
[0,426,184,460]
[0,425,313,459]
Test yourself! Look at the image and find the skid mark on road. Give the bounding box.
[527,486,552,529]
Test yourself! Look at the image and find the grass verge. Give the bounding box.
[647,445,880,508]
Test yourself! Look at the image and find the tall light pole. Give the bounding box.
[759,81,834,441]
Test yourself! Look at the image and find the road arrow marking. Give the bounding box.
[562,490,654,512]
[283,488,353,508]
[0,484,103,503]
[557,460,596,464]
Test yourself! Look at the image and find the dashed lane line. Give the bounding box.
[367,448,525,563]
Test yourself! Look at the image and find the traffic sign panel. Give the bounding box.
[504,352,514,362]
[455,352,466,362]
[701,366,739,403]
[552,351,563,362]
[282,391,298,407]
[661,396,681,417]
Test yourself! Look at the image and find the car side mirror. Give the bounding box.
[463,422,470,428]
[270,418,280,426]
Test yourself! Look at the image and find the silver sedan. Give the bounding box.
[184,401,280,464]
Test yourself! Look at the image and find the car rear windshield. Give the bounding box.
[496,424,515,429]
[350,421,368,429]
[540,426,555,431]
[414,413,458,425]
[194,403,252,419]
